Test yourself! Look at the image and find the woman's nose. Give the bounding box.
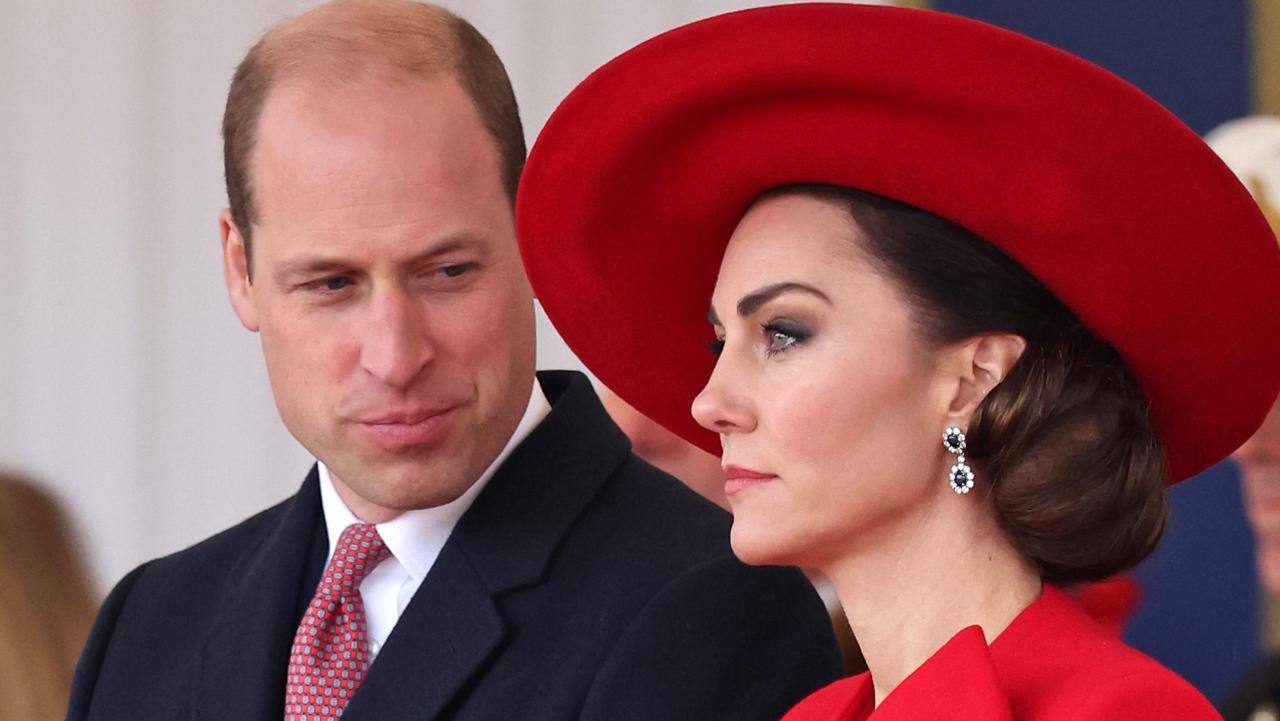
[691,356,756,436]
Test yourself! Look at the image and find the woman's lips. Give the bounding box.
[355,405,461,451]
[722,465,778,496]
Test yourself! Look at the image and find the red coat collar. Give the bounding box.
[784,586,1092,721]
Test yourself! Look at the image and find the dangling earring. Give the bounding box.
[943,426,975,494]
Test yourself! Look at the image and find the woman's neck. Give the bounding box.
[821,492,1042,707]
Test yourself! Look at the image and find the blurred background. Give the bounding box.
[0,0,1276,710]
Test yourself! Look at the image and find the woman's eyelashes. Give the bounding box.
[762,319,811,356]
[705,318,812,358]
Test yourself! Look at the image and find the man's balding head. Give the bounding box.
[217,0,537,523]
[222,0,525,273]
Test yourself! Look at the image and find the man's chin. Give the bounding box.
[333,462,475,514]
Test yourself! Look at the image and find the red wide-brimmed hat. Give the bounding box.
[517,3,1280,483]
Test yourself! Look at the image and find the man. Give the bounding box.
[65,2,841,720]
[1213,115,1280,721]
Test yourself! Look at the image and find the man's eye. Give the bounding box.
[440,263,475,278]
[322,276,353,291]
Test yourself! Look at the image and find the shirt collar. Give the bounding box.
[318,377,552,582]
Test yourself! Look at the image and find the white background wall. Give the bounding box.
[0,0,884,592]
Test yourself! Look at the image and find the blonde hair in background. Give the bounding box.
[1253,0,1280,116]
[0,473,98,721]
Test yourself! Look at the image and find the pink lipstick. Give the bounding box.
[722,465,778,496]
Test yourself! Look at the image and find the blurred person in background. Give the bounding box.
[65,2,840,720]
[0,472,97,721]
[1210,115,1280,721]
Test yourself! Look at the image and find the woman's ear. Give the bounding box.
[945,333,1027,422]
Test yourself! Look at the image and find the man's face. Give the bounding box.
[1235,398,1280,595]
[220,73,536,522]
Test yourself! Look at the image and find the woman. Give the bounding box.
[516,4,1280,720]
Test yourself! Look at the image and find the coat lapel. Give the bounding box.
[345,371,632,720]
[340,546,507,721]
[872,627,1011,721]
[451,371,631,595]
[192,372,628,720]
[195,468,326,721]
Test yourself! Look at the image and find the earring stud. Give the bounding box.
[943,426,975,494]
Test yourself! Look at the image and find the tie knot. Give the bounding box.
[321,523,391,598]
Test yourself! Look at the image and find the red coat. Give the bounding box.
[782,585,1219,721]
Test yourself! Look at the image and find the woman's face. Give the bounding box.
[692,193,961,568]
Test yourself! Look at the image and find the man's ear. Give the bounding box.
[220,208,259,332]
[945,333,1027,424]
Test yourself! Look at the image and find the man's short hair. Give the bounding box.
[222,0,525,268]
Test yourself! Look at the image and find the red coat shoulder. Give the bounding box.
[778,586,1218,721]
[994,586,1218,721]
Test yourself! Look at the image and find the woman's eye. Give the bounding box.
[763,321,810,356]
[706,338,726,357]
[766,330,796,354]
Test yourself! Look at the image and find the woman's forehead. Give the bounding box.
[716,194,874,293]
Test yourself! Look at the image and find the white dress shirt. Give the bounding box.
[316,379,551,660]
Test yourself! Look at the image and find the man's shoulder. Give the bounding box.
[493,371,735,571]
[597,451,732,545]
[551,450,747,598]
[150,493,296,575]
[120,487,308,607]
[564,456,844,719]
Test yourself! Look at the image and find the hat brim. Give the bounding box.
[517,3,1280,483]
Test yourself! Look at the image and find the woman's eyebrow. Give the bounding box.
[736,282,832,316]
[707,282,832,326]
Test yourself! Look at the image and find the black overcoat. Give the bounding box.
[67,371,841,721]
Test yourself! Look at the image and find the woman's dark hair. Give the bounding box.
[762,185,1168,584]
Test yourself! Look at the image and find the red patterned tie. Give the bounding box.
[285,523,391,720]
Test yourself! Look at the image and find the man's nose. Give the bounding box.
[360,286,434,388]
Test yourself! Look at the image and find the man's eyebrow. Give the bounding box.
[273,258,352,280]
[706,282,832,326]
[270,235,486,283]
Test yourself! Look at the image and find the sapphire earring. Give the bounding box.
[943,426,975,494]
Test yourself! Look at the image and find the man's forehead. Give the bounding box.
[259,68,467,135]
[250,72,500,206]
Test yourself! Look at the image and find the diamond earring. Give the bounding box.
[943,426,975,494]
